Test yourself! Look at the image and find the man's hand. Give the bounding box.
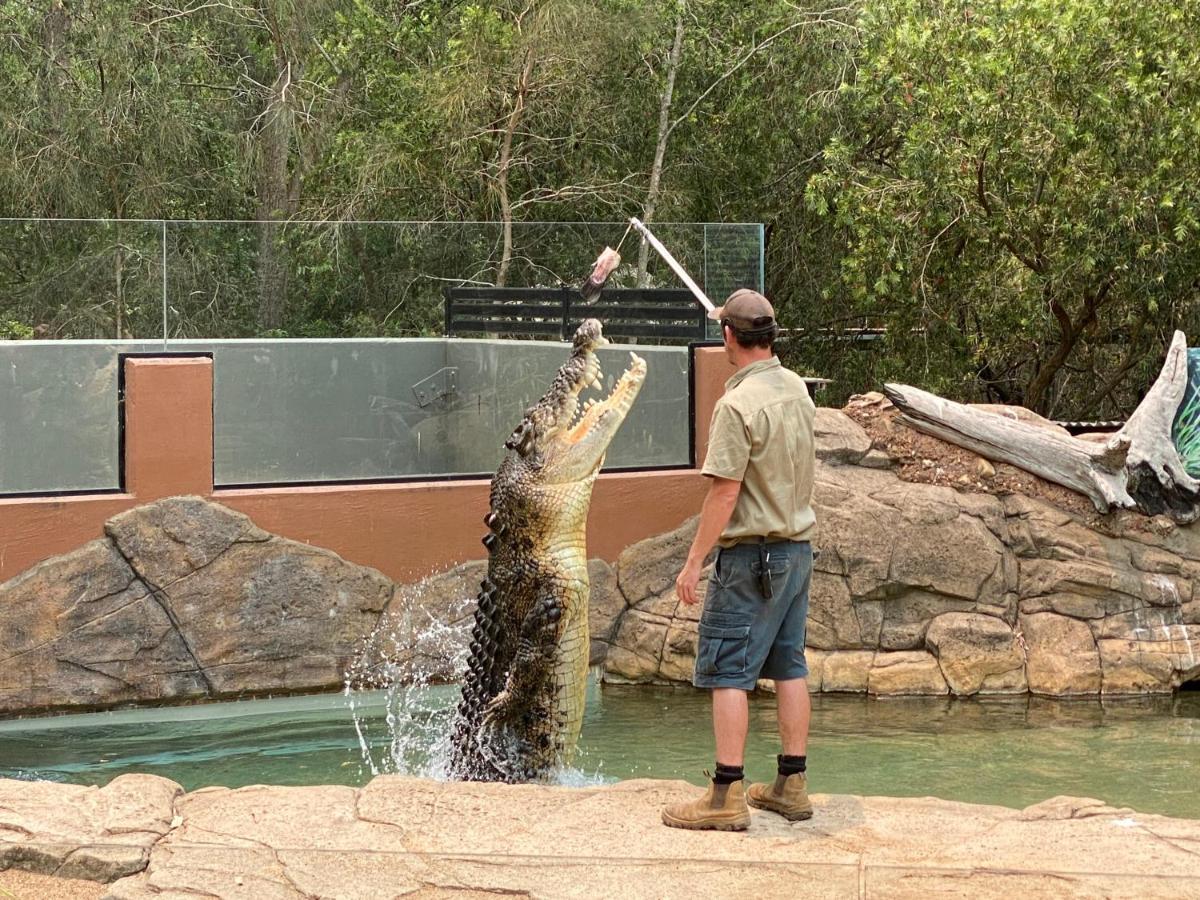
[674,476,740,608]
[675,558,704,607]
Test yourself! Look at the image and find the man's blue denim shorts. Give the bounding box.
[693,540,812,691]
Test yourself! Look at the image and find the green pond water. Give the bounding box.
[1,684,1197,819]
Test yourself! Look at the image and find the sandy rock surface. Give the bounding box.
[1,775,1198,899]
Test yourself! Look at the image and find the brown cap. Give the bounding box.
[708,288,775,325]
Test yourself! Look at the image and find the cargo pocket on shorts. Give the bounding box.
[696,621,751,677]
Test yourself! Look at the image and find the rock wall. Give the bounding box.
[600,407,1200,696]
[4,400,1200,715]
[0,497,392,714]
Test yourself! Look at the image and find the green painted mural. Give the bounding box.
[1172,348,1200,478]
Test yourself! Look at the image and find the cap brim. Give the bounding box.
[706,305,725,322]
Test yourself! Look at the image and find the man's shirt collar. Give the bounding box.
[725,356,781,392]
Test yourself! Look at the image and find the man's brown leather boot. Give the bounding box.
[661,778,751,831]
[746,772,814,821]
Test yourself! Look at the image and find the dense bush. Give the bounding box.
[1,0,1196,417]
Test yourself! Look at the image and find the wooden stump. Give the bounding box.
[884,331,1200,523]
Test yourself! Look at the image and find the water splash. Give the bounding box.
[343,583,614,784]
[344,582,473,779]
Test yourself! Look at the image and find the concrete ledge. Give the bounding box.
[1,776,1197,898]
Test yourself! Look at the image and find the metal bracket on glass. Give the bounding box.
[411,367,459,409]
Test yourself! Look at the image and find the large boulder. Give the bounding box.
[925,612,1027,695]
[1020,613,1102,696]
[600,430,1200,697]
[0,774,180,882]
[867,651,949,695]
[0,540,206,713]
[0,497,393,713]
[813,407,872,465]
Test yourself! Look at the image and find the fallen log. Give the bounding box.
[883,331,1200,523]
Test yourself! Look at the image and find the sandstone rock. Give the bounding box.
[1097,638,1178,694]
[868,651,948,695]
[977,666,1029,693]
[1020,558,1190,615]
[813,408,872,465]
[155,530,392,694]
[0,774,180,882]
[879,590,975,651]
[616,517,698,606]
[1097,627,1200,694]
[1128,544,1185,576]
[820,650,874,692]
[0,497,395,713]
[105,495,271,588]
[588,558,625,665]
[818,469,1014,608]
[349,560,484,686]
[1020,613,1101,695]
[807,573,881,650]
[588,559,625,642]
[0,540,205,714]
[802,647,827,691]
[603,610,668,683]
[925,612,1026,696]
[659,621,699,683]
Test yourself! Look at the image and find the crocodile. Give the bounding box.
[446,319,646,782]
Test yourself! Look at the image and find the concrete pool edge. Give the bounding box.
[1,775,1197,899]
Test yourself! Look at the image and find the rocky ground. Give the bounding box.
[843,391,1102,519]
[1,774,1198,899]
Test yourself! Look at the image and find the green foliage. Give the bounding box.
[0,0,1198,420]
[0,320,33,340]
[806,0,1200,415]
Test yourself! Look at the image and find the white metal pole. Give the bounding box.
[629,217,715,313]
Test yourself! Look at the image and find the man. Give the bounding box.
[661,289,817,832]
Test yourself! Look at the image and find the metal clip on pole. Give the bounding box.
[628,217,716,314]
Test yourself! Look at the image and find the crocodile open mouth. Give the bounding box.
[563,349,646,444]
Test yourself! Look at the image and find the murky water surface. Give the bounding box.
[1,685,1197,819]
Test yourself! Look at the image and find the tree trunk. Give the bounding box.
[495,49,535,288]
[884,331,1200,522]
[637,7,685,289]
[255,59,297,333]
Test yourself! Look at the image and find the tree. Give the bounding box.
[807,0,1200,417]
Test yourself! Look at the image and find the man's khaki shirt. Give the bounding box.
[701,356,817,547]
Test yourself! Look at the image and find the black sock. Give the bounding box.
[713,763,744,785]
[778,754,806,776]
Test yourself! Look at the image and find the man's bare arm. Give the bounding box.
[675,476,741,606]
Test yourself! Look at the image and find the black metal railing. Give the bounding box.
[444,286,706,341]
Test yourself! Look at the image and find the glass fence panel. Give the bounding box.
[438,340,690,476]
[0,335,690,493]
[0,220,752,492]
[210,338,689,486]
[159,221,762,342]
[0,220,164,340]
[0,341,157,495]
[210,339,448,484]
